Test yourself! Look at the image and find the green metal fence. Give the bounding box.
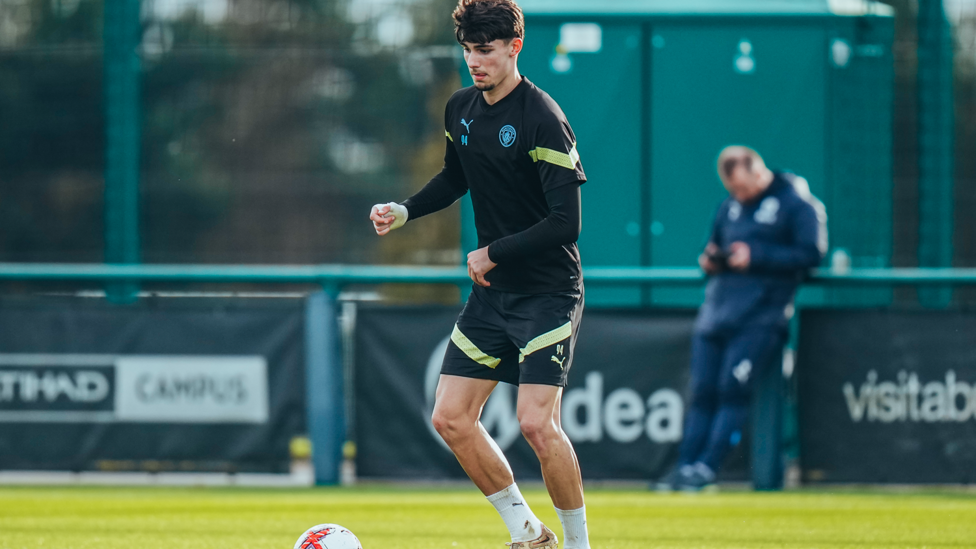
[2,264,976,288]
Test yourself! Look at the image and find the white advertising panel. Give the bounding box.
[115,356,269,423]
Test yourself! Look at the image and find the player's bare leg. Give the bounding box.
[518,384,590,549]
[517,384,583,508]
[432,375,552,545]
[432,374,513,493]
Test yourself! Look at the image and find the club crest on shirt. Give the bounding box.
[499,125,517,147]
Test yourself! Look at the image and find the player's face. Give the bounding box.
[462,38,522,91]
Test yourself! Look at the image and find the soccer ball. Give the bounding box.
[294,524,363,549]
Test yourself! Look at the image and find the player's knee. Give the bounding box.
[518,414,555,449]
[431,409,460,441]
[431,406,475,443]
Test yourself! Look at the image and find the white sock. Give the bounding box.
[555,505,590,549]
[486,483,544,542]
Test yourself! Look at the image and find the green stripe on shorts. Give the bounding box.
[518,321,572,363]
[451,324,501,369]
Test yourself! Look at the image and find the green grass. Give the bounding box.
[1,485,975,549]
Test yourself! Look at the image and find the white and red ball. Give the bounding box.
[294,524,362,549]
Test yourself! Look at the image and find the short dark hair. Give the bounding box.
[453,0,525,45]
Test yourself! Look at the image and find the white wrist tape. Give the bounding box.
[382,202,408,231]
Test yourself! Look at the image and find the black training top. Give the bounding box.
[402,77,586,294]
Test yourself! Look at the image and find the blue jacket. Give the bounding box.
[694,172,827,335]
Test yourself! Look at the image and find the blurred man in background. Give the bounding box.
[369,0,590,547]
[657,146,827,491]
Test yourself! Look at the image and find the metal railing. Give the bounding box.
[2,263,976,288]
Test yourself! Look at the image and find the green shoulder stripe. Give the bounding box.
[528,143,580,170]
[445,130,453,142]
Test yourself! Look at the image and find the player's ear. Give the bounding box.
[510,38,523,56]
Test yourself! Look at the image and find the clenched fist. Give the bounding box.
[369,202,408,236]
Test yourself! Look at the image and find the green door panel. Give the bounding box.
[520,23,644,306]
[650,25,826,306]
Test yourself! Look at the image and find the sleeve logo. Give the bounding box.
[499,125,517,147]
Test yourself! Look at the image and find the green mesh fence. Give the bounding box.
[0,0,462,266]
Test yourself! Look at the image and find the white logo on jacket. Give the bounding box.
[754,197,780,224]
[728,202,742,221]
[732,359,753,385]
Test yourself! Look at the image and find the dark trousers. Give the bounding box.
[678,326,786,472]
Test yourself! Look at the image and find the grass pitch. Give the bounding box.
[1,485,975,549]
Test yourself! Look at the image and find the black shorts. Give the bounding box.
[441,284,584,387]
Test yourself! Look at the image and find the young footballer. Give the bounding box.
[369,1,589,547]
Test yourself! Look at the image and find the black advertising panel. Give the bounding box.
[0,297,305,473]
[353,305,748,481]
[798,310,976,483]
